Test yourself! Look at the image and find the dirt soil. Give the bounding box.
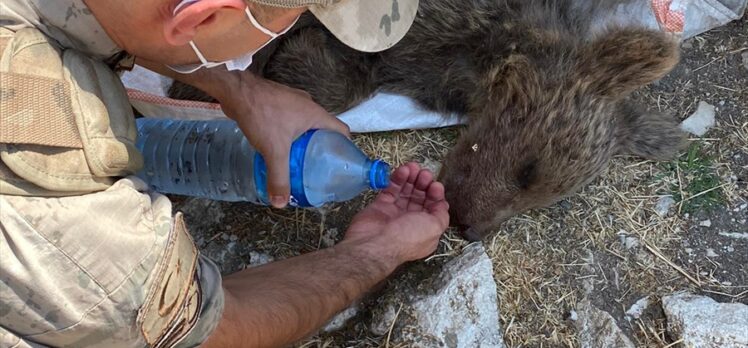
[173,15,747,348]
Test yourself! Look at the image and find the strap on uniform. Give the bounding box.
[0,71,83,149]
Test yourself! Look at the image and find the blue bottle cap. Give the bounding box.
[369,159,391,190]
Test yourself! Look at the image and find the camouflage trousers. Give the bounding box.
[0,177,225,348]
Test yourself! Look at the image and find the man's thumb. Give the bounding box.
[264,147,291,208]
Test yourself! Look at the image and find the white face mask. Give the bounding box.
[167,0,299,74]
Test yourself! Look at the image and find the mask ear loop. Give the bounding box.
[245,7,287,38]
[188,41,210,64]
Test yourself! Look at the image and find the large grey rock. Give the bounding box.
[662,292,748,348]
[370,243,504,347]
[574,301,635,348]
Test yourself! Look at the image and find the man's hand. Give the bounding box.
[218,72,350,208]
[343,162,450,266]
[206,162,449,348]
[136,58,350,209]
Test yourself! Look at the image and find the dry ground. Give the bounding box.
[174,15,747,348]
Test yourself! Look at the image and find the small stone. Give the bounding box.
[719,232,748,240]
[655,196,676,217]
[570,310,578,321]
[680,101,716,136]
[560,200,573,210]
[663,292,748,348]
[575,300,635,348]
[700,219,712,227]
[625,296,650,321]
[726,246,735,253]
[323,305,359,332]
[421,158,442,175]
[742,51,748,71]
[249,251,274,267]
[706,248,718,258]
[685,248,694,254]
[740,203,747,211]
[682,41,693,50]
[229,234,238,242]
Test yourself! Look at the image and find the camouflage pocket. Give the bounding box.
[138,212,201,348]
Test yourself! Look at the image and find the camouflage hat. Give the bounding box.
[251,0,419,52]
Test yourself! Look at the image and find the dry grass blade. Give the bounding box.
[643,242,701,286]
[385,304,404,348]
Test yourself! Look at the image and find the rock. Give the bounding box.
[680,101,715,136]
[662,293,748,348]
[742,51,748,71]
[705,248,719,258]
[323,305,359,332]
[655,196,676,217]
[699,219,712,227]
[625,296,650,321]
[719,232,748,240]
[559,200,573,210]
[575,301,635,348]
[370,243,504,347]
[619,234,640,250]
[249,251,274,267]
[421,158,443,175]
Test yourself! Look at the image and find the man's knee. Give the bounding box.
[0,177,224,347]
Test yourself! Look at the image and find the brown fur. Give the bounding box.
[170,0,687,240]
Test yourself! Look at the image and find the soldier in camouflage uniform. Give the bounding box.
[0,0,450,347]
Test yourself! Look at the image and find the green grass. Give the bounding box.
[658,141,726,214]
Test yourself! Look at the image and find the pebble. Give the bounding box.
[560,200,573,210]
[719,232,748,240]
[655,196,675,217]
[625,296,650,321]
[680,101,715,137]
[570,310,578,321]
[726,246,735,253]
[699,219,712,227]
[706,248,718,258]
[742,51,748,71]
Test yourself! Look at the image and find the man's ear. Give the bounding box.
[163,0,246,46]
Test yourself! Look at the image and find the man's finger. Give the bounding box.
[265,146,291,208]
[426,202,451,229]
[376,164,410,204]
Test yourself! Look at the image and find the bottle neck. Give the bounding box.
[368,159,390,190]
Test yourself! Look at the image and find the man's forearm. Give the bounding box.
[202,238,400,348]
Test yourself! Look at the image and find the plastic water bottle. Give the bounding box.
[134,118,390,207]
